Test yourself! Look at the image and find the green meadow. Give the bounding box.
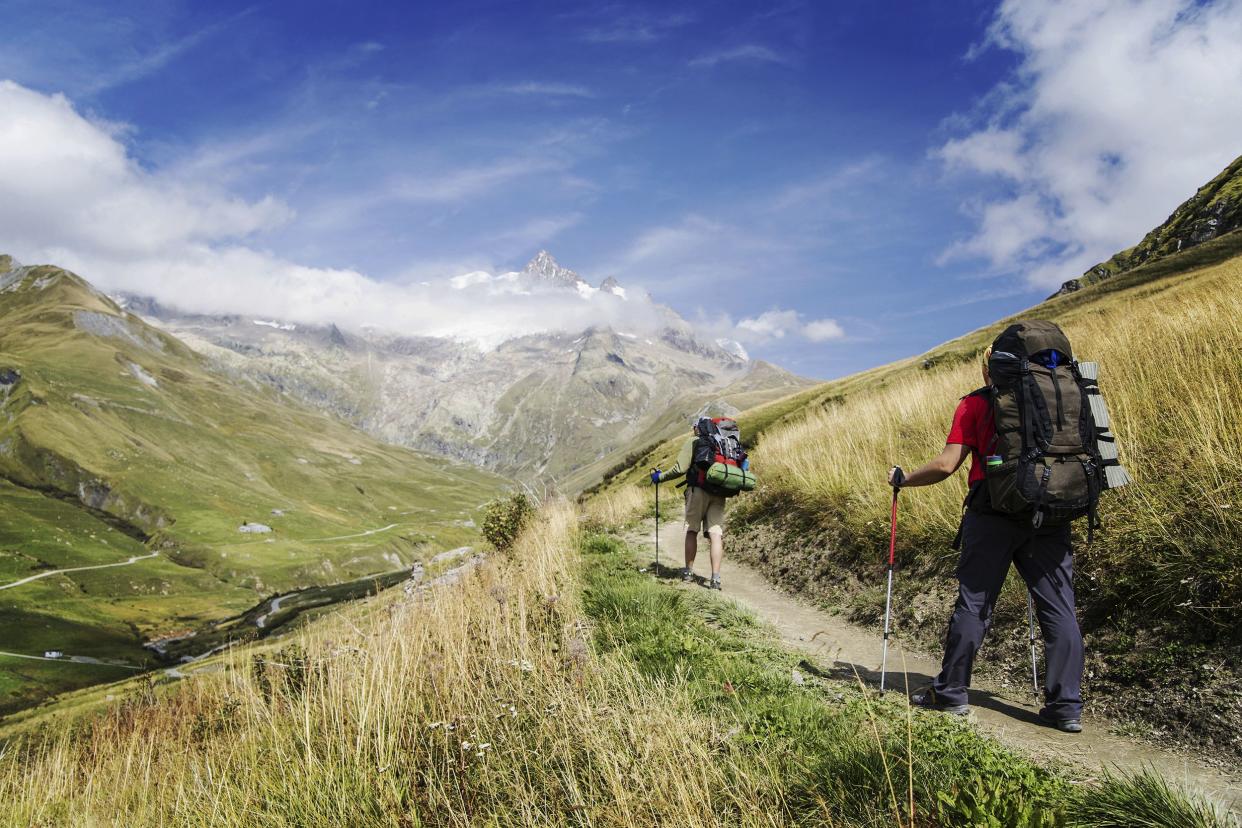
[0,263,504,711]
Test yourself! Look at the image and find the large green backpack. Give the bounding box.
[980,320,1127,532]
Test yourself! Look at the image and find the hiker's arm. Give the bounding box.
[889,443,970,488]
[657,439,695,483]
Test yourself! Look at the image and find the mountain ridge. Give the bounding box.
[1053,152,1242,297]
[120,251,813,486]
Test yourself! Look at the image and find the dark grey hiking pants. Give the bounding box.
[932,510,1084,720]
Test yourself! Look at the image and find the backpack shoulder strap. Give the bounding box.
[962,386,992,400]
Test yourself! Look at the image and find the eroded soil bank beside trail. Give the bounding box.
[723,507,1242,765]
[627,517,1241,811]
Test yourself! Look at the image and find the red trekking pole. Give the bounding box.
[880,466,904,693]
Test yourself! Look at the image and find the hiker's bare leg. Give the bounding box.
[708,530,723,578]
[684,530,698,570]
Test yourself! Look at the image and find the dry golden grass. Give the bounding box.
[0,503,773,827]
[580,483,648,531]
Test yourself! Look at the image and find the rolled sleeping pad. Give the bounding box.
[706,461,756,492]
[1079,361,1132,489]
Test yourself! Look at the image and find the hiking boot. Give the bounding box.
[909,686,969,716]
[707,575,722,591]
[681,567,694,583]
[1038,711,1083,733]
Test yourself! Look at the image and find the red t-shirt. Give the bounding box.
[946,394,995,485]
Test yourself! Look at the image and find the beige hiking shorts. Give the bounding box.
[684,486,726,536]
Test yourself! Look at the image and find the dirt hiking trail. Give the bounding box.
[627,517,1240,810]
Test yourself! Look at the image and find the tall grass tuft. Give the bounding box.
[1069,768,1238,828]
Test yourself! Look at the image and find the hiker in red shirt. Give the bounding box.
[887,347,1085,733]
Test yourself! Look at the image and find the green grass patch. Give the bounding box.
[578,532,1235,827]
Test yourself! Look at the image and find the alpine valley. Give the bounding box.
[0,250,807,715]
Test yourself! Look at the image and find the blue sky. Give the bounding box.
[2,0,1241,378]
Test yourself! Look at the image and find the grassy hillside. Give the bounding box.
[0,261,503,712]
[585,230,1242,755]
[1,504,1232,827]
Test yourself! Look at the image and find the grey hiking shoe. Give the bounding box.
[707,575,722,591]
[1038,711,1083,733]
[909,686,969,716]
[681,567,694,583]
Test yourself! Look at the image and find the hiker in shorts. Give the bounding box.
[650,419,726,590]
[887,347,1085,733]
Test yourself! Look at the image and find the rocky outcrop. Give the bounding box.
[522,250,588,288]
[1051,153,1242,297]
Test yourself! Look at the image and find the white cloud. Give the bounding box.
[0,81,680,348]
[491,82,594,98]
[391,157,566,204]
[936,0,1242,288]
[0,80,848,356]
[0,81,292,258]
[737,309,800,340]
[689,44,789,68]
[624,215,729,263]
[802,318,846,342]
[449,271,493,289]
[82,8,256,94]
[731,310,846,344]
[579,10,695,43]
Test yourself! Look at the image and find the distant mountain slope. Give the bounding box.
[128,252,814,488]
[0,258,502,712]
[1054,152,1242,296]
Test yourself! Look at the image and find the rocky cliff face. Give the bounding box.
[1053,153,1242,297]
[126,252,812,486]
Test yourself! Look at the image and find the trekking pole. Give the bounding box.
[1027,591,1040,700]
[654,479,660,576]
[880,466,903,693]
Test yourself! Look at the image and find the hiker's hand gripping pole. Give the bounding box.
[880,466,904,693]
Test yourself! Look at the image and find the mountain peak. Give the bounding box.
[599,276,627,299]
[522,250,586,287]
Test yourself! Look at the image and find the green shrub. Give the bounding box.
[481,492,535,552]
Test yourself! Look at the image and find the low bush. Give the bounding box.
[480,491,535,552]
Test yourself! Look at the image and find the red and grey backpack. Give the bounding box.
[689,417,756,497]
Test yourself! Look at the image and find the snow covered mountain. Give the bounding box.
[124,252,811,488]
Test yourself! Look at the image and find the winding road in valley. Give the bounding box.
[0,552,160,591]
[0,650,142,669]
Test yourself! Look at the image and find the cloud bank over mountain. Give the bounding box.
[937,0,1242,288]
[0,80,839,350]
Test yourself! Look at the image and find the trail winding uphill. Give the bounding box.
[307,524,402,542]
[0,552,160,591]
[630,518,1241,811]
